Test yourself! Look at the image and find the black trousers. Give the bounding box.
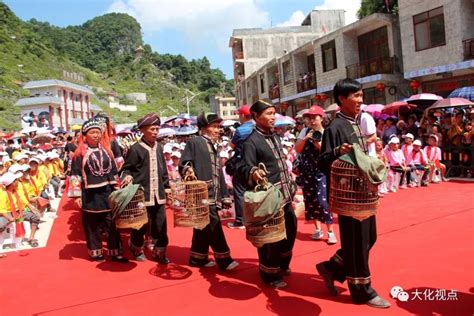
[190,205,233,269]
[130,201,168,255]
[390,166,410,185]
[232,177,245,223]
[82,211,122,257]
[321,215,378,303]
[258,203,297,283]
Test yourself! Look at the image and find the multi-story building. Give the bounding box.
[15,79,101,129]
[209,95,238,120]
[232,1,474,117]
[399,0,474,96]
[229,10,346,106]
[234,12,405,116]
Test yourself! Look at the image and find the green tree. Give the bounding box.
[357,0,398,19]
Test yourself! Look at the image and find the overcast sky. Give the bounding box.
[5,0,361,79]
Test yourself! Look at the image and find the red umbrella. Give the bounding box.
[382,101,416,115]
[425,97,473,111]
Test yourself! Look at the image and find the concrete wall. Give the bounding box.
[109,102,137,112]
[309,10,345,34]
[399,0,473,73]
[125,93,147,103]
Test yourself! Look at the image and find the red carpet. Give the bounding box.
[1,182,473,316]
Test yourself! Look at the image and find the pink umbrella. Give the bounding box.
[363,104,384,114]
[406,93,443,107]
[382,101,416,115]
[426,97,474,111]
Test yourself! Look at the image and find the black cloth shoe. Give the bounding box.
[156,256,171,265]
[268,280,288,289]
[112,256,129,263]
[316,262,338,296]
[91,255,105,262]
[227,221,245,229]
[280,268,291,276]
[366,296,391,309]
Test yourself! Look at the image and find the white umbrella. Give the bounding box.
[222,120,238,127]
[158,127,176,138]
[20,126,38,134]
[324,103,340,113]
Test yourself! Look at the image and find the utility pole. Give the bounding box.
[181,89,202,115]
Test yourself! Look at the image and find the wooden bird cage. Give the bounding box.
[329,159,379,221]
[246,208,286,248]
[170,176,210,230]
[115,189,148,230]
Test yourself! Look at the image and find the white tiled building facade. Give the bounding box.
[209,96,238,120]
[400,0,474,96]
[15,79,101,130]
[231,2,474,116]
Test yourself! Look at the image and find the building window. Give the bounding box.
[321,40,337,72]
[222,101,227,107]
[260,74,265,94]
[363,87,386,105]
[413,7,446,51]
[358,26,389,62]
[223,110,228,116]
[75,95,80,102]
[282,60,292,85]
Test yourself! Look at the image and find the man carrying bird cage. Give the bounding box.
[178,112,239,271]
[315,78,391,309]
[121,113,171,264]
[237,100,298,289]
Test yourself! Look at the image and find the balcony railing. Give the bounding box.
[463,38,474,61]
[296,72,316,93]
[346,56,398,79]
[269,84,280,99]
[234,51,244,60]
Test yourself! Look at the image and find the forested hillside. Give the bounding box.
[0,3,233,130]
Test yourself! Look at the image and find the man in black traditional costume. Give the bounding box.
[71,118,128,263]
[179,112,239,271]
[122,113,171,264]
[236,100,297,289]
[315,78,390,308]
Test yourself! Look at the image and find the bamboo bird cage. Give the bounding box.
[329,159,379,221]
[170,176,210,230]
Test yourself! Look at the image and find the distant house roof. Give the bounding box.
[89,104,102,111]
[23,79,94,95]
[15,96,64,107]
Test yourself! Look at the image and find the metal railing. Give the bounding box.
[269,85,280,99]
[346,56,398,79]
[296,72,316,93]
[234,51,244,60]
[463,38,474,61]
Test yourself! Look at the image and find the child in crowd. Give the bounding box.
[424,134,447,182]
[385,137,410,191]
[375,138,389,195]
[401,133,414,161]
[406,140,430,186]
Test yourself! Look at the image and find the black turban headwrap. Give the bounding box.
[196,112,222,129]
[250,99,275,115]
[137,113,161,129]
